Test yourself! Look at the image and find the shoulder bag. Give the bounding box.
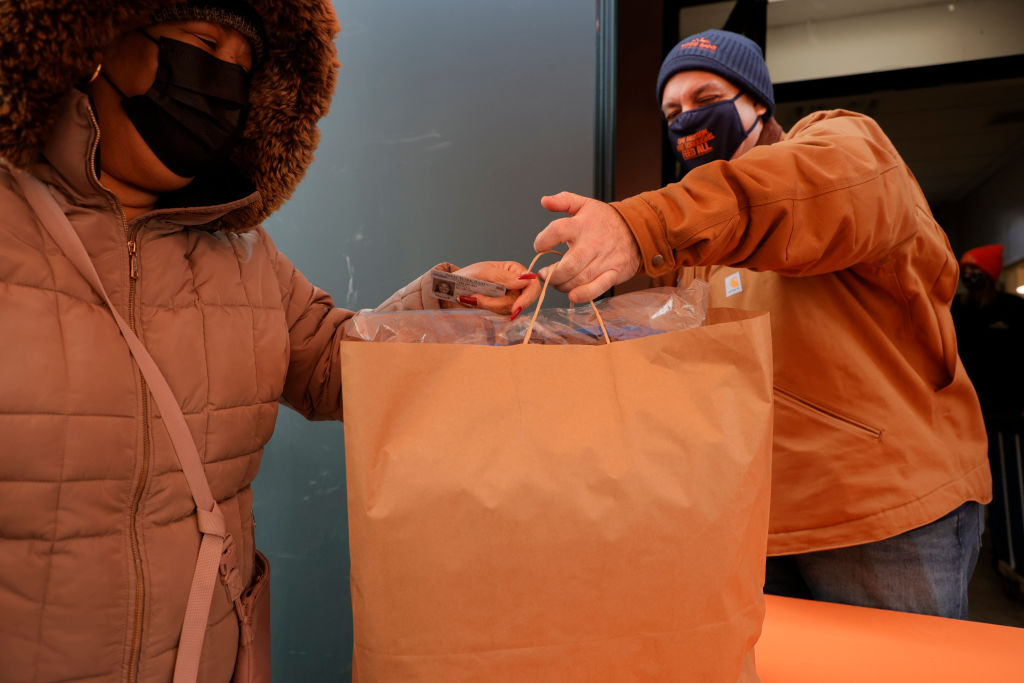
[14,170,272,683]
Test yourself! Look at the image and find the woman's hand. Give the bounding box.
[451,261,542,319]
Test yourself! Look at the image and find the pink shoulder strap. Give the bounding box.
[14,170,226,683]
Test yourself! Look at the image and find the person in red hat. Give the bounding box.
[953,244,1024,419]
[952,244,1024,585]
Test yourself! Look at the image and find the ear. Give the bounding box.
[754,101,767,118]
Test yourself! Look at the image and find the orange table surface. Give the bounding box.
[756,594,1024,682]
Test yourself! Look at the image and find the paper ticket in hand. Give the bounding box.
[429,271,506,302]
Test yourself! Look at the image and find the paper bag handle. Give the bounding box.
[522,251,610,345]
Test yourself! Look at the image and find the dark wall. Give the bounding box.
[938,156,1024,263]
[613,1,666,202]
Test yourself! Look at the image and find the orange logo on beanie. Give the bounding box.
[679,36,718,52]
[677,128,716,160]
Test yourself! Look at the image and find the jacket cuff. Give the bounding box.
[418,263,459,309]
[611,195,676,277]
[375,263,458,312]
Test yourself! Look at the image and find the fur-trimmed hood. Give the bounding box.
[0,0,339,231]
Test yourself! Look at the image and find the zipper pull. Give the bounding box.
[128,239,139,280]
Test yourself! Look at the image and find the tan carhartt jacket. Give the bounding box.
[613,110,991,555]
[0,1,445,681]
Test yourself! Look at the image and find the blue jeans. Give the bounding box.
[764,501,984,618]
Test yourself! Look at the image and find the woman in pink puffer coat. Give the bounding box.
[0,1,536,680]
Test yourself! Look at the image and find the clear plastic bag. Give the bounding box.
[345,280,710,346]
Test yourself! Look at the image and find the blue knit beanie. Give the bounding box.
[656,29,774,118]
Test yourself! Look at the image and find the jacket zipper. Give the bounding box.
[773,386,883,440]
[85,105,149,683]
[125,224,149,683]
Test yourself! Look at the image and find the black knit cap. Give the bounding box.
[656,29,774,118]
[151,0,266,64]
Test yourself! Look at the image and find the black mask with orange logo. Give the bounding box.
[667,92,758,175]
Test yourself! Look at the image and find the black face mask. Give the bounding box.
[102,32,251,177]
[961,270,990,292]
[667,92,759,175]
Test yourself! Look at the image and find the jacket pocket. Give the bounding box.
[773,386,883,441]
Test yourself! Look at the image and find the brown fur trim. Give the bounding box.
[0,0,340,232]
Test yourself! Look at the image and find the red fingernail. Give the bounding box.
[518,273,539,280]
[510,306,523,321]
[458,296,478,307]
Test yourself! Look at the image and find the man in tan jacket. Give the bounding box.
[534,29,991,618]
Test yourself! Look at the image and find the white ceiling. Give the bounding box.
[767,0,978,27]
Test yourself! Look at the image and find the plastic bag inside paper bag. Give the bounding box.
[345,280,710,345]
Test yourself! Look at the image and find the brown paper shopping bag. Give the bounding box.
[341,306,773,682]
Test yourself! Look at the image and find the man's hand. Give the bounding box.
[533,191,642,303]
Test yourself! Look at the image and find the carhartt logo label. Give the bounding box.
[677,128,715,160]
[725,272,742,297]
[679,37,718,52]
